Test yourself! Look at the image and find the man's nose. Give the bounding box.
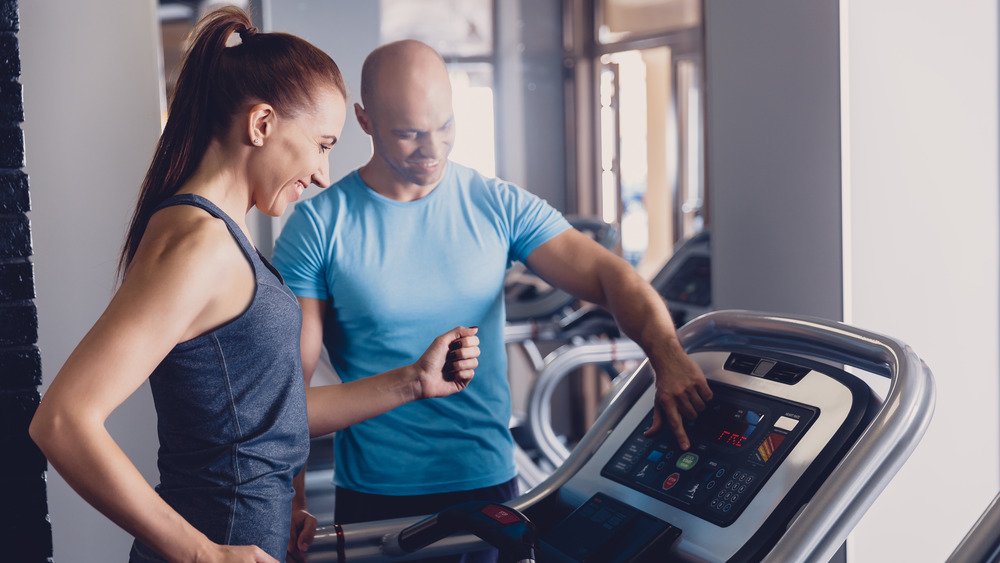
[418,132,448,160]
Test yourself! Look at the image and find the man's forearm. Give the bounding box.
[600,265,681,357]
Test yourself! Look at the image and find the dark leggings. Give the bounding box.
[335,478,519,563]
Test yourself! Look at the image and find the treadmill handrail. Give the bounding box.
[947,490,1000,563]
[526,338,646,467]
[503,320,560,345]
[309,310,935,563]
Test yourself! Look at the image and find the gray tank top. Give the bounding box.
[130,194,309,562]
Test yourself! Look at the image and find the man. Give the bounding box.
[273,40,712,562]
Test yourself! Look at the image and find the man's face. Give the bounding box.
[364,76,456,188]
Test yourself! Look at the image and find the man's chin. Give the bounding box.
[406,172,444,187]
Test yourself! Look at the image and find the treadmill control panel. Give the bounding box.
[601,382,817,526]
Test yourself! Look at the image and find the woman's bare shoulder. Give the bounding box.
[124,205,249,295]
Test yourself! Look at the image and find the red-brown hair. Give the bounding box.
[118,5,346,276]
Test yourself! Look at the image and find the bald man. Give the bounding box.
[273,40,711,562]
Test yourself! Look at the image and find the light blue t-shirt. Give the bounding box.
[272,162,570,495]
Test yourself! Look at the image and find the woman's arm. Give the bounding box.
[30,217,276,563]
[289,302,479,560]
[304,326,479,438]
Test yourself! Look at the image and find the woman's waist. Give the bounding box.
[156,463,299,496]
[157,438,307,488]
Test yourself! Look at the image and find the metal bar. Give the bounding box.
[947,490,1000,563]
[503,321,556,344]
[527,338,646,466]
[513,444,548,492]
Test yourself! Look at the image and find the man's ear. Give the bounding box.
[247,103,276,146]
[354,103,373,135]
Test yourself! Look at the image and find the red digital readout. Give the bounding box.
[718,429,748,448]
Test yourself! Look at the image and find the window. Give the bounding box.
[598,0,701,44]
[586,0,706,274]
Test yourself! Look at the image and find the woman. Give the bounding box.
[29,7,480,562]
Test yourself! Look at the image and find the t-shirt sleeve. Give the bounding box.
[272,201,330,300]
[499,182,572,263]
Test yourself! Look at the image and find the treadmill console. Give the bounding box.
[601,381,817,526]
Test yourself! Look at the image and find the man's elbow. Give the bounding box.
[594,260,638,302]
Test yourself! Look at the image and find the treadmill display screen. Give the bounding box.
[696,402,763,449]
[601,382,817,527]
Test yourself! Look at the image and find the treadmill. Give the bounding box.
[949,491,1000,562]
[653,230,711,329]
[309,310,935,562]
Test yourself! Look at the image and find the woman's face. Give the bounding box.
[251,87,347,216]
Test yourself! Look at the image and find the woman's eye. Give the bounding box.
[320,144,332,153]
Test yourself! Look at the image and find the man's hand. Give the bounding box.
[413,326,480,399]
[286,507,317,562]
[643,344,713,450]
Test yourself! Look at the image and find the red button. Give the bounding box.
[662,472,680,490]
[481,504,521,525]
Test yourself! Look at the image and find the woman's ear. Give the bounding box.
[247,103,276,146]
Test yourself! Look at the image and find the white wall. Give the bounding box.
[20,1,164,561]
[843,1,1000,561]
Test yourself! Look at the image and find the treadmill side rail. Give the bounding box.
[947,490,1000,563]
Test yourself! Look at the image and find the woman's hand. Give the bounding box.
[286,508,317,562]
[413,326,480,399]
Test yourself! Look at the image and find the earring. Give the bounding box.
[252,138,263,146]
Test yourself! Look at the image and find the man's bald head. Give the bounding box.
[360,40,451,112]
[354,40,456,191]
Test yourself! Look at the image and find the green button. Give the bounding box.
[676,452,699,471]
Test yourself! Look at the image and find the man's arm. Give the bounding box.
[524,229,713,450]
[299,297,328,389]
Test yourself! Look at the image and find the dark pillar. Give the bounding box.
[0,1,53,560]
